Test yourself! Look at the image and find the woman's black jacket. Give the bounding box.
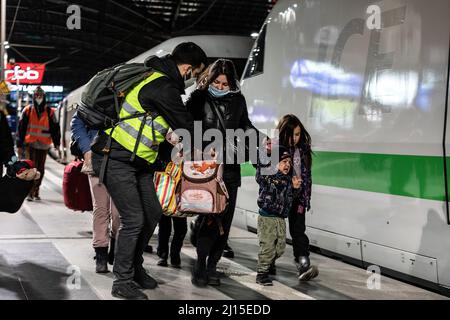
[185,89,263,187]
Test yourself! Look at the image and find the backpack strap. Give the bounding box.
[130,113,148,162]
[98,130,114,185]
[97,111,151,184]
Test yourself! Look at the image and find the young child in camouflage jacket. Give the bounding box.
[255,145,301,286]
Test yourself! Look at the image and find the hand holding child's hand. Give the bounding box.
[264,137,272,154]
[292,176,301,189]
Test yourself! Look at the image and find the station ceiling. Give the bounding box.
[4,0,276,91]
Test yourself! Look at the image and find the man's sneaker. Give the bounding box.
[134,268,158,289]
[111,282,148,300]
[157,258,168,267]
[256,272,273,286]
[222,243,234,258]
[298,265,319,281]
[268,262,276,275]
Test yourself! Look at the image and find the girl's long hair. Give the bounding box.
[197,58,239,91]
[276,114,313,170]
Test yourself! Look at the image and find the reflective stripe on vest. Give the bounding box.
[105,71,170,163]
[25,106,53,145]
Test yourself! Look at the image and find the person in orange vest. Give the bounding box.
[17,86,61,201]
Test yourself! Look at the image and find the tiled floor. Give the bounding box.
[0,158,447,300]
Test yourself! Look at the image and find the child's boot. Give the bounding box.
[295,256,319,281]
[256,272,273,286]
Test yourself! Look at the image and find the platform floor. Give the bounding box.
[0,158,447,300]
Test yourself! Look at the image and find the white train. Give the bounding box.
[236,0,450,292]
[57,35,253,163]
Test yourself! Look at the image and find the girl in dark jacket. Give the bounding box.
[276,114,318,281]
[186,59,263,287]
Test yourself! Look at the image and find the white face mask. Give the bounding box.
[35,98,43,105]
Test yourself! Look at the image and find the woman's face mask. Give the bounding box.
[35,97,43,105]
[208,84,230,98]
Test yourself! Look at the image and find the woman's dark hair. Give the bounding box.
[171,42,208,69]
[276,114,313,170]
[197,59,239,91]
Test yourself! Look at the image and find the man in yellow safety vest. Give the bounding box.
[91,42,207,300]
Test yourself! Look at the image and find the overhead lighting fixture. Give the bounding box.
[251,32,259,38]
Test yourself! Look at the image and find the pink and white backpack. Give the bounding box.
[177,160,229,215]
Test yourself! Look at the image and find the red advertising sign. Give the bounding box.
[5,63,46,84]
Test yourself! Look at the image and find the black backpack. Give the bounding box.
[76,59,155,130]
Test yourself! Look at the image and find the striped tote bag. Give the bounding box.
[153,162,192,217]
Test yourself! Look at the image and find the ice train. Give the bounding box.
[236,0,450,292]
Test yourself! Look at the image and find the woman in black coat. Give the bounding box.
[186,59,264,286]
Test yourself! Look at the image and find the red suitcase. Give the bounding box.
[62,160,93,212]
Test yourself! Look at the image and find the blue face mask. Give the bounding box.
[208,85,230,98]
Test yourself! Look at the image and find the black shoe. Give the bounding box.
[256,272,273,286]
[298,265,319,281]
[108,238,115,265]
[157,258,168,267]
[95,247,109,273]
[223,243,234,259]
[207,269,221,286]
[111,282,148,300]
[170,254,181,269]
[295,256,319,281]
[268,262,276,276]
[191,261,208,287]
[144,245,153,253]
[134,268,158,289]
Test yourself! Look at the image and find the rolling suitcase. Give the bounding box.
[62,160,93,212]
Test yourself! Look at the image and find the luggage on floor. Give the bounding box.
[63,160,93,212]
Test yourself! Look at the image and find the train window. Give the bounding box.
[242,24,267,79]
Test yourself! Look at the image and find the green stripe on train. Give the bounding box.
[240,151,447,202]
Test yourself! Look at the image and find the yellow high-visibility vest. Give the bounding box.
[105,71,170,163]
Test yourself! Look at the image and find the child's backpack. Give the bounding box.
[62,160,93,212]
[177,160,229,216]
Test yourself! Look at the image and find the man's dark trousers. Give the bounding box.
[93,153,162,284]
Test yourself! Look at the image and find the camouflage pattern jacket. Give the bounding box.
[255,164,300,218]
